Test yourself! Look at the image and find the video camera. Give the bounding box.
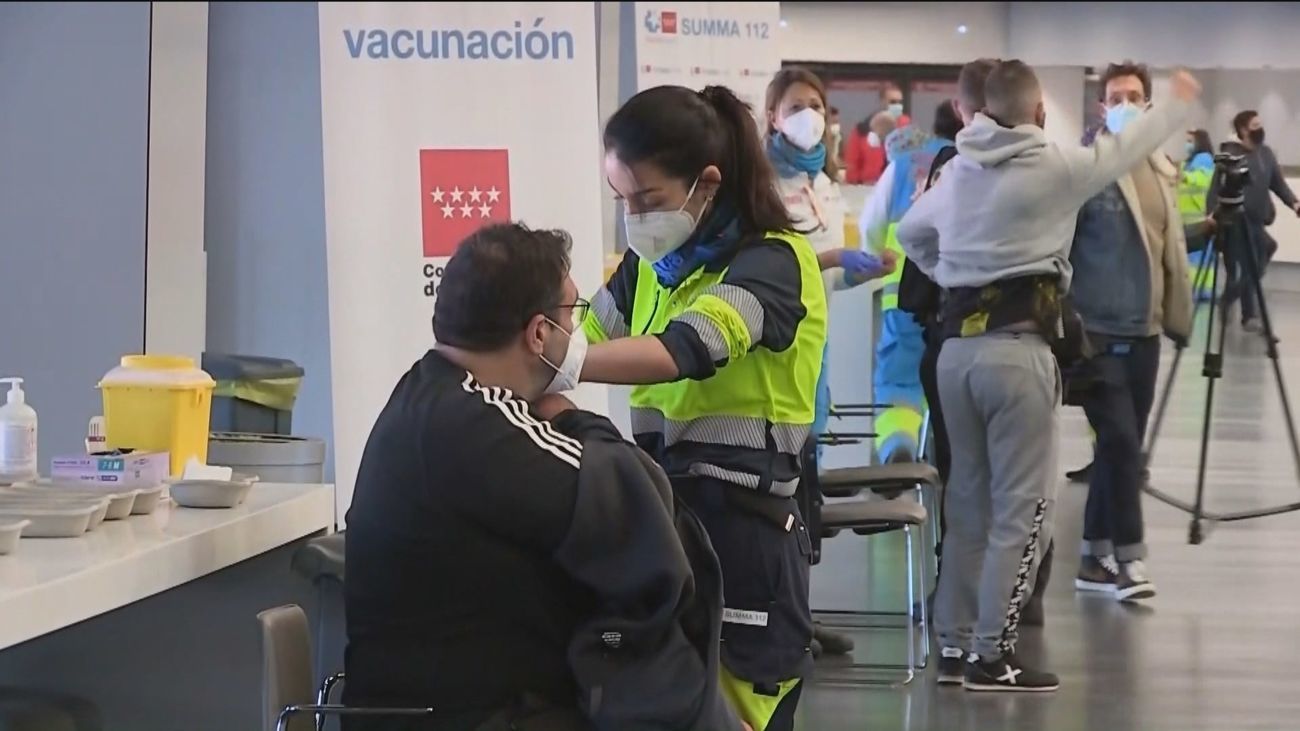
[1213,152,1250,208]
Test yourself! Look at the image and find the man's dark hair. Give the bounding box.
[1233,109,1258,136]
[1100,61,1152,100]
[957,57,999,113]
[830,106,839,116]
[934,99,964,140]
[432,223,572,351]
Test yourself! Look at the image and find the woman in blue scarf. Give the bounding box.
[763,67,894,455]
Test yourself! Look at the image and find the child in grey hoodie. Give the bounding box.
[896,60,1200,693]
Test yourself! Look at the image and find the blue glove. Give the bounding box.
[840,249,884,277]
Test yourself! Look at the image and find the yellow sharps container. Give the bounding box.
[99,355,216,476]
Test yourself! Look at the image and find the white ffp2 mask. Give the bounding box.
[623,178,702,263]
[541,318,588,394]
[780,108,827,151]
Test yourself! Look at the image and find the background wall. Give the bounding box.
[204,1,335,471]
[1006,2,1300,71]
[0,2,151,461]
[779,2,1007,65]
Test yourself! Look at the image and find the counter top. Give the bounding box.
[0,482,334,651]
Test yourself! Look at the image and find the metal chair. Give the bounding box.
[257,604,433,731]
[803,427,941,687]
[290,532,347,685]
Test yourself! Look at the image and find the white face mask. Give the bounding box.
[867,131,882,147]
[830,123,842,137]
[780,107,826,151]
[623,177,704,263]
[540,316,587,394]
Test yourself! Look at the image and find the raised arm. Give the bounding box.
[1061,70,1200,204]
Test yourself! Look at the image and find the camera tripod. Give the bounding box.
[1142,201,1300,544]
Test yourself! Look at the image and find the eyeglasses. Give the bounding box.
[553,298,591,328]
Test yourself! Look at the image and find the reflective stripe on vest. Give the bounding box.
[874,404,924,457]
[631,407,809,457]
[881,222,906,311]
[618,229,828,497]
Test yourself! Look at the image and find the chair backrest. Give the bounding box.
[257,604,315,731]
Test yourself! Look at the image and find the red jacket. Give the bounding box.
[845,129,887,185]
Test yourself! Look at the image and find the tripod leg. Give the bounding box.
[1237,223,1300,481]
[1148,236,1219,464]
[1190,239,1228,544]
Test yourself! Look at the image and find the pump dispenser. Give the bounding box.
[0,378,38,484]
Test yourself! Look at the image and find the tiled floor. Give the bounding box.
[801,294,1300,731]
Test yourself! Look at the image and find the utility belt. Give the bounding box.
[940,273,1094,372]
[676,474,801,532]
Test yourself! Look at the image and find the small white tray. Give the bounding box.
[0,519,29,553]
[9,483,139,521]
[167,475,256,510]
[0,505,97,538]
[129,484,165,515]
[0,496,110,531]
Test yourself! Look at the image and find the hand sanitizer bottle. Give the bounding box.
[0,378,38,484]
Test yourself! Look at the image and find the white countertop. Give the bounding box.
[0,482,335,651]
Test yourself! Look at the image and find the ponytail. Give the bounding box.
[604,84,793,237]
[697,86,794,234]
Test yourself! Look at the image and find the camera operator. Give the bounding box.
[1067,61,1195,604]
[1209,110,1300,332]
[897,60,1199,691]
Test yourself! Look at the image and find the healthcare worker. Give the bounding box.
[762,66,894,661]
[1181,129,1216,301]
[580,84,831,731]
[859,104,963,463]
[764,67,894,456]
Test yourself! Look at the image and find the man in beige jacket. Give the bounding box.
[1067,61,1196,604]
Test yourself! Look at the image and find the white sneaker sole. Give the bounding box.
[1116,583,1156,602]
[937,674,965,686]
[963,680,1060,693]
[1075,578,1116,593]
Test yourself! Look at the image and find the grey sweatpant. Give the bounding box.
[934,332,1060,660]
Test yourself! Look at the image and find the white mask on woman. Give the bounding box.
[780,108,827,151]
[623,177,705,263]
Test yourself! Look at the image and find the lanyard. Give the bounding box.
[800,178,828,232]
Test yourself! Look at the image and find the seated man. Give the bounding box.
[343,223,744,731]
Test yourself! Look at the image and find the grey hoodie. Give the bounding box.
[897,98,1193,290]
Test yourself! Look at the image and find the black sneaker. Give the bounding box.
[1074,555,1119,594]
[937,647,967,685]
[964,652,1060,692]
[1115,560,1156,602]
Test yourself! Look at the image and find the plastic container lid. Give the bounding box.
[208,433,326,466]
[99,355,216,390]
[201,353,305,382]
